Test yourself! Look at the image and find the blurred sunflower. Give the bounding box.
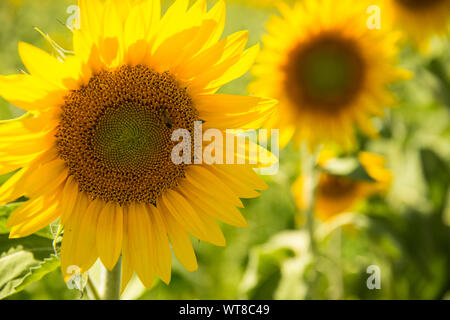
[250,0,410,149]
[292,152,392,221]
[382,0,450,50]
[0,0,276,292]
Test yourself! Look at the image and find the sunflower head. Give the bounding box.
[250,0,411,149]
[0,0,276,292]
[381,0,450,50]
[292,151,392,221]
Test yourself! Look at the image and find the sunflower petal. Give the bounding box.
[96,202,123,271]
[148,205,172,284]
[127,202,155,288]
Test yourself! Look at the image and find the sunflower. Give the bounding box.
[250,0,410,149]
[381,0,450,50]
[0,0,276,292]
[292,152,392,221]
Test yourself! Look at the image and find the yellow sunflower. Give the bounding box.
[292,152,392,221]
[381,0,450,50]
[250,0,410,149]
[0,0,276,292]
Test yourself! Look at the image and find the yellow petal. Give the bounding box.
[126,202,155,288]
[185,165,244,207]
[0,168,29,205]
[18,42,66,89]
[206,43,260,91]
[203,0,226,48]
[178,179,248,228]
[206,165,262,199]
[77,0,104,49]
[152,0,189,51]
[0,74,64,112]
[60,176,79,224]
[61,192,97,278]
[8,191,61,238]
[160,190,225,246]
[96,202,123,271]
[148,205,172,284]
[22,158,68,198]
[120,206,134,294]
[178,31,248,81]
[124,5,148,65]
[75,197,101,271]
[160,210,198,272]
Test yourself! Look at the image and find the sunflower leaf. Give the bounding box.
[427,58,450,108]
[12,254,60,294]
[420,148,450,213]
[0,234,56,299]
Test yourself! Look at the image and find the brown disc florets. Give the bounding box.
[319,174,358,199]
[56,65,198,205]
[284,33,366,112]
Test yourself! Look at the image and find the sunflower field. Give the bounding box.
[0,0,449,301]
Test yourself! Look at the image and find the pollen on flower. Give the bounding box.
[55,65,198,205]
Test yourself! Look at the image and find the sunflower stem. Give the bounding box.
[302,144,319,256]
[101,258,122,300]
[86,276,101,300]
[301,144,321,299]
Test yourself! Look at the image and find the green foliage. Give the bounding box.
[0,234,58,299]
[420,149,449,213]
[12,255,60,294]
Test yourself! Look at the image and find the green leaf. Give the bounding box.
[13,255,60,294]
[321,157,375,182]
[0,248,37,299]
[0,203,22,234]
[0,234,56,299]
[420,148,450,212]
[240,231,306,299]
[427,58,450,108]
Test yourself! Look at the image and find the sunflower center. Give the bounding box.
[396,0,444,10]
[56,65,198,205]
[285,33,365,111]
[319,174,358,198]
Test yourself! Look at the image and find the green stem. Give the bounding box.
[86,276,101,300]
[301,145,321,299]
[302,145,319,256]
[101,258,122,300]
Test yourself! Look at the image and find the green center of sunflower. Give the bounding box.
[56,65,198,205]
[93,104,163,172]
[396,0,444,10]
[285,33,365,111]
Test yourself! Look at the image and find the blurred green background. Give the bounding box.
[0,0,449,300]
